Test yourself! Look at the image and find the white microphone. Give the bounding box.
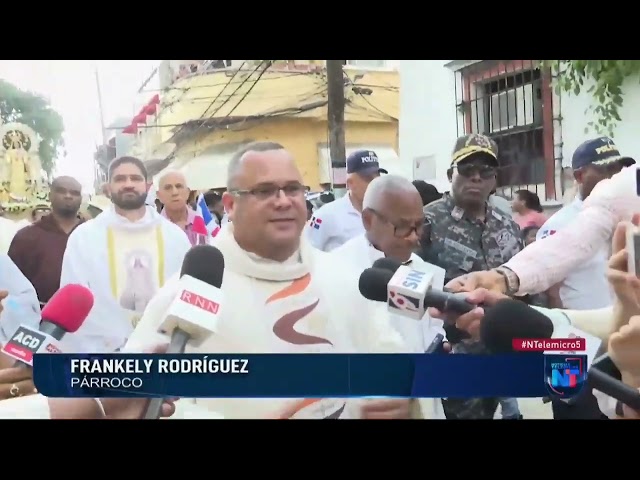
[379,265,434,320]
[143,245,225,419]
[157,245,225,351]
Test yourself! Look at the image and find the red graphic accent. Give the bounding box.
[273,300,331,345]
[2,343,33,363]
[180,290,220,314]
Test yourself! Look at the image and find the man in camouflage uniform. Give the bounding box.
[419,133,524,419]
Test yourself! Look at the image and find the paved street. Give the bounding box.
[495,398,553,419]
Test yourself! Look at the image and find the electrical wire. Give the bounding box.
[165,61,250,143]
[169,61,267,144]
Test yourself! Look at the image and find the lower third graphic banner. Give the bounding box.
[32,353,587,399]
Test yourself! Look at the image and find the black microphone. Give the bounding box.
[358,267,478,314]
[372,257,403,273]
[480,299,640,410]
[143,245,225,420]
[358,267,473,341]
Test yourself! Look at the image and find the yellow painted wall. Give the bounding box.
[175,117,398,190]
[148,66,399,149]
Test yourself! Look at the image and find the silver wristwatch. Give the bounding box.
[493,267,520,296]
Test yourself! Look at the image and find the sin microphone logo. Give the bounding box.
[544,354,587,399]
[388,269,425,313]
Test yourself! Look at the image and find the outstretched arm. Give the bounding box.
[506,167,637,295]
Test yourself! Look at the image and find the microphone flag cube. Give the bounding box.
[1,325,62,366]
[386,265,433,320]
[159,275,223,347]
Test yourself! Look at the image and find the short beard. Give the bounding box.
[111,192,147,210]
[54,207,78,218]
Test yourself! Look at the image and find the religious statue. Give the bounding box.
[7,149,30,201]
[0,123,44,218]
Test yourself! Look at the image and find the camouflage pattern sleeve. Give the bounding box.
[419,199,450,267]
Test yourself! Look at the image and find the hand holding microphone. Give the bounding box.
[608,315,640,385]
[143,245,225,420]
[608,216,640,332]
[0,284,93,401]
[1,284,94,369]
[0,289,8,317]
[360,263,500,341]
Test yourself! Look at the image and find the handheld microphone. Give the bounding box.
[359,267,478,317]
[1,284,94,368]
[359,267,473,343]
[143,245,225,420]
[480,300,640,410]
[372,257,403,273]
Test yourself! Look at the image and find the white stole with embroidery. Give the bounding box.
[59,206,191,353]
[126,224,410,419]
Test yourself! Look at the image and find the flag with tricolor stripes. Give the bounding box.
[195,193,221,237]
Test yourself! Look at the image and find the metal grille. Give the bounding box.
[454,60,549,199]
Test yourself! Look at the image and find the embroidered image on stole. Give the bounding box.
[107,226,165,327]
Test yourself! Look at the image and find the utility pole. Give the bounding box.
[94,66,107,146]
[326,60,347,198]
[93,65,108,192]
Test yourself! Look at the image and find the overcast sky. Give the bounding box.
[0,60,160,192]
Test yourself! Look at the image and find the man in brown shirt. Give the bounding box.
[8,176,83,305]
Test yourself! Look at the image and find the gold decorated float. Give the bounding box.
[0,122,49,219]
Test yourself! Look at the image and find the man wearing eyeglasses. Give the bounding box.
[331,175,447,418]
[419,133,524,420]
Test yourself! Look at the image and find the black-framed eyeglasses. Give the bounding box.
[229,182,306,201]
[367,208,424,238]
[455,164,497,179]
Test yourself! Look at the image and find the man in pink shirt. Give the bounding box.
[447,137,636,297]
[156,171,206,246]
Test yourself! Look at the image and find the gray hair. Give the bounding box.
[226,141,285,190]
[157,169,187,187]
[362,175,419,211]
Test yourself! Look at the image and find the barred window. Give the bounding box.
[454,60,557,200]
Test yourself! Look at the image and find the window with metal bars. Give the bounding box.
[454,60,556,200]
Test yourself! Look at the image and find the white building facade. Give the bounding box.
[400,60,640,204]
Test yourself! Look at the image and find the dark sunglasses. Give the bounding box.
[456,164,497,179]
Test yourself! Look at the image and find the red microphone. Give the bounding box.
[1,284,94,368]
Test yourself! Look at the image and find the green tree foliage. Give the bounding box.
[0,79,65,175]
[545,60,640,137]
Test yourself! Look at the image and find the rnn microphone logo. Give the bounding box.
[180,290,220,314]
[544,354,587,399]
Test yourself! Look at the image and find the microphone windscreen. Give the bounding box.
[180,245,225,288]
[372,257,402,273]
[41,284,94,333]
[480,299,554,353]
[359,267,394,302]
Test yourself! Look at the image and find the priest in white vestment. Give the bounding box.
[125,142,417,420]
[0,253,41,344]
[59,157,191,353]
[332,175,447,419]
[0,216,19,254]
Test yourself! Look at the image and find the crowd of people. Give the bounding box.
[0,132,639,419]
